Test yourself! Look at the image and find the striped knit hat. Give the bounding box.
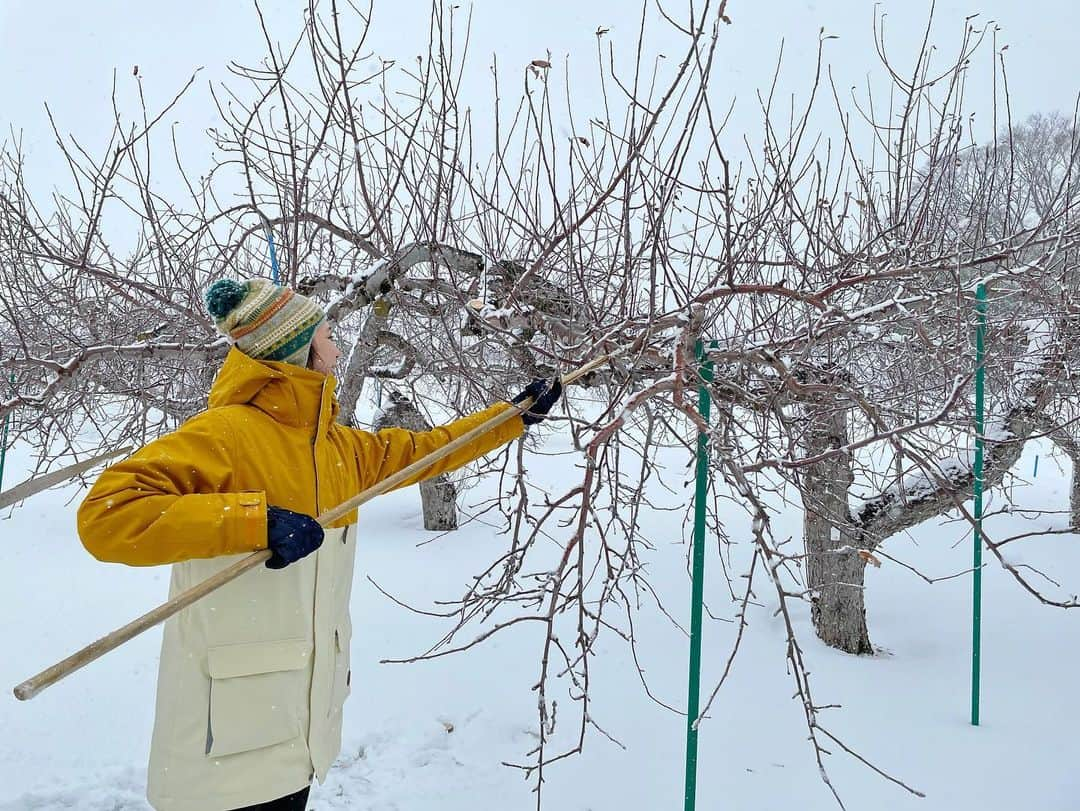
[205,278,325,367]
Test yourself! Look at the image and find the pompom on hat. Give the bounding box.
[205,278,325,367]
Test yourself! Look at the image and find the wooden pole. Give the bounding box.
[14,356,607,701]
[0,447,133,511]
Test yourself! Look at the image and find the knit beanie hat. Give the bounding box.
[205,278,325,367]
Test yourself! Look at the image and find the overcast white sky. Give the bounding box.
[0,0,1076,202]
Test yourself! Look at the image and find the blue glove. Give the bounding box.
[511,377,563,426]
[265,506,324,569]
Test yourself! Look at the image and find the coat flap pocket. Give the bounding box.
[207,639,311,680]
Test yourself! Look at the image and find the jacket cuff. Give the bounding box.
[222,491,268,555]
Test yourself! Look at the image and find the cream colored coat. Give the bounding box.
[78,349,524,810]
[146,525,355,809]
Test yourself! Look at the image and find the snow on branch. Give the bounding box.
[854,318,1062,542]
[1,338,228,420]
[296,242,485,322]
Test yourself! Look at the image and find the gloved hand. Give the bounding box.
[265,505,325,569]
[511,377,563,426]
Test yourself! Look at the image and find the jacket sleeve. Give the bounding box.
[349,401,525,492]
[77,411,268,566]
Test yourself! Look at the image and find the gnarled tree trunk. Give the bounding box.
[797,319,1067,655]
[800,396,872,654]
[372,391,458,531]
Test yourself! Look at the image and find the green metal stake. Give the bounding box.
[971,283,987,726]
[684,339,713,811]
[0,372,13,490]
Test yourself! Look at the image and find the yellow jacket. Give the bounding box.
[79,346,523,565]
[76,347,524,811]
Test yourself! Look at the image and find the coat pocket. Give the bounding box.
[206,639,312,758]
[329,626,352,717]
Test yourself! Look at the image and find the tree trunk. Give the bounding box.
[337,308,386,427]
[372,391,458,531]
[801,396,873,655]
[808,544,872,654]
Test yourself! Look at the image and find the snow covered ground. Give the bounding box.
[1,430,1077,811]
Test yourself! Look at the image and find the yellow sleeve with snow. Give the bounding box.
[348,401,524,492]
[77,411,267,566]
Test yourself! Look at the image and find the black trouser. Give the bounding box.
[230,785,310,811]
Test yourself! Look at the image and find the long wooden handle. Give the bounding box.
[13,550,272,700]
[13,356,607,701]
[0,446,134,510]
[318,354,607,525]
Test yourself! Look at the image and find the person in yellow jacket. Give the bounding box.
[77,278,562,811]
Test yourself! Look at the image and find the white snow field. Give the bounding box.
[0,429,1077,811]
